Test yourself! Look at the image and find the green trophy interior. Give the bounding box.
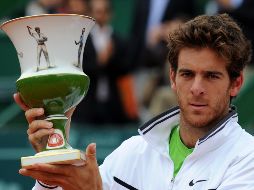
[16,73,89,150]
[16,73,89,115]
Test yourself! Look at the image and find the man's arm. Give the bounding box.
[27,26,33,36]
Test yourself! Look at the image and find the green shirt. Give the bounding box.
[169,126,194,177]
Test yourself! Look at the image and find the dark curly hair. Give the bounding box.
[167,13,252,81]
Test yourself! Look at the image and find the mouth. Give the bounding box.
[189,103,208,110]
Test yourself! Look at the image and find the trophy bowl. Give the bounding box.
[0,14,95,168]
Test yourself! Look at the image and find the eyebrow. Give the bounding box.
[178,69,224,77]
[205,71,224,76]
[178,69,193,73]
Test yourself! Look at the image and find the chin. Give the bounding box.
[185,111,215,128]
[188,119,212,128]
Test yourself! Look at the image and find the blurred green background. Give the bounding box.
[0,0,254,189]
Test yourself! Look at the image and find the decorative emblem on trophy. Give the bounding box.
[0,14,95,168]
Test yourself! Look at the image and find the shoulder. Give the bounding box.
[237,129,254,151]
[107,135,147,158]
[100,135,148,168]
[99,135,148,187]
[229,128,254,165]
[220,131,254,188]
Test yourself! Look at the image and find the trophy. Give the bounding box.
[0,14,95,168]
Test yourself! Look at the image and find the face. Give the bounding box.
[67,0,87,15]
[91,0,110,26]
[35,28,40,33]
[170,47,243,128]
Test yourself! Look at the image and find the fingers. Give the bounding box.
[25,108,44,124]
[27,120,53,152]
[85,143,102,189]
[13,93,29,111]
[21,164,70,176]
[28,128,53,146]
[85,143,97,163]
[19,167,66,186]
[28,120,53,135]
[14,92,50,152]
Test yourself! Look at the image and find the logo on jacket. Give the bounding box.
[189,179,207,186]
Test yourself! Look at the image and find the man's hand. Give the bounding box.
[13,93,75,152]
[19,143,103,190]
[14,93,54,152]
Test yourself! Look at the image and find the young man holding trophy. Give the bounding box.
[15,13,254,190]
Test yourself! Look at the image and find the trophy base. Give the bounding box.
[21,149,85,168]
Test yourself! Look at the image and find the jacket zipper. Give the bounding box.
[169,178,174,190]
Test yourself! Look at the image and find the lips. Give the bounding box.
[190,103,207,107]
[189,103,208,110]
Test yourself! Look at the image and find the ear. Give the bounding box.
[170,66,177,91]
[230,71,243,97]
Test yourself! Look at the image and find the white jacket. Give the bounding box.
[33,106,254,190]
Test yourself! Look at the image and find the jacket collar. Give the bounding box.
[138,106,239,158]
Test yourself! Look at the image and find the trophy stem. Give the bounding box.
[45,115,71,151]
[21,114,85,168]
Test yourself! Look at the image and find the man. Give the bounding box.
[74,27,86,68]
[73,0,138,124]
[27,26,54,71]
[16,14,254,189]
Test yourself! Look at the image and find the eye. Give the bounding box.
[180,71,193,78]
[207,73,220,80]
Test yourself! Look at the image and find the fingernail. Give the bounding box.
[91,143,96,149]
[19,169,26,174]
[47,122,53,128]
[38,108,44,114]
[49,128,54,132]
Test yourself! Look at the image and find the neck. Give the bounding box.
[179,123,210,148]
[178,111,229,148]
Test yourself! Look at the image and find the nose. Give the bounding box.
[190,76,205,96]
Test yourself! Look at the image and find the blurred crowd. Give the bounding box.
[2,0,254,126]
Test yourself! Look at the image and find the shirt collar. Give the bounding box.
[138,105,239,157]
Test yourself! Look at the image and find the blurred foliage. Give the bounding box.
[0,0,29,19]
[110,0,135,39]
[233,72,254,134]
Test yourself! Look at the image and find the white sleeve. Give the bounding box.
[32,181,62,190]
[217,153,254,189]
[99,136,142,190]
[99,146,121,190]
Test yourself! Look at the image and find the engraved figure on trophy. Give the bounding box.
[27,26,54,71]
[74,27,86,67]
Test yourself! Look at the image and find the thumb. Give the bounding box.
[85,143,97,163]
